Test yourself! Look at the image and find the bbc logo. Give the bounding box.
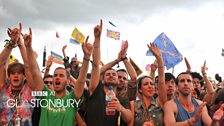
[32,91,48,96]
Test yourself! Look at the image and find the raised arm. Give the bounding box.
[74,36,92,100]
[62,45,67,59]
[0,48,12,88]
[0,23,21,88]
[24,28,44,91]
[150,60,158,82]
[201,61,215,104]
[147,43,166,107]
[17,37,34,90]
[89,19,102,96]
[121,41,137,82]
[62,44,71,68]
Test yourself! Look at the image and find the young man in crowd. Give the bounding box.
[86,20,132,126]
[164,72,221,126]
[165,72,176,101]
[0,23,34,125]
[24,26,92,126]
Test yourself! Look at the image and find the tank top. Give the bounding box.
[174,98,203,126]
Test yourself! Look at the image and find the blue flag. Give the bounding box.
[147,32,183,70]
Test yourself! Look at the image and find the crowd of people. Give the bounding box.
[0,20,224,126]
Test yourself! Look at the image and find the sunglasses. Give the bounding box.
[44,81,53,85]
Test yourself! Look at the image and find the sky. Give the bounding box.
[0,0,224,80]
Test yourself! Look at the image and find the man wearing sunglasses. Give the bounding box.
[43,75,53,91]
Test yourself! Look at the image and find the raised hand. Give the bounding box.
[62,45,67,52]
[7,23,22,43]
[184,57,191,73]
[147,43,162,58]
[82,36,93,58]
[151,60,158,72]
[46,56,53,68]
[23,28,32,48]
[118,40,128,60]
[94,19,103,39]
[201,60,207,75]
[121,40,128,59]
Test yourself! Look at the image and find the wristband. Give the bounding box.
[94,45,100,48]
[158,66,164,69]
[84,57,90,61]
[202,73,207,77]
[4,39,17,49]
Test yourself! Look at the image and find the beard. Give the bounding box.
[104,83,117,88]
[179,90,190,96]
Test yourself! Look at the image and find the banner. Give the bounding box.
[50,51,64,64]
[147,32,183,70]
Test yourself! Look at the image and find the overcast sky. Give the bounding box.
[1,0,224,80]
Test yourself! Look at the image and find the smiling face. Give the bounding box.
[138,77,155,97]
[53,68,69,93]
[103,69,118,86]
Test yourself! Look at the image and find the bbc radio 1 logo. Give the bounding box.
[32,91,48,96]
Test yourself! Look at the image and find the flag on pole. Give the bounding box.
[106,29,120,40]
[70,27,85,44]
[147,32,183,70]
[50,51,64,64]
